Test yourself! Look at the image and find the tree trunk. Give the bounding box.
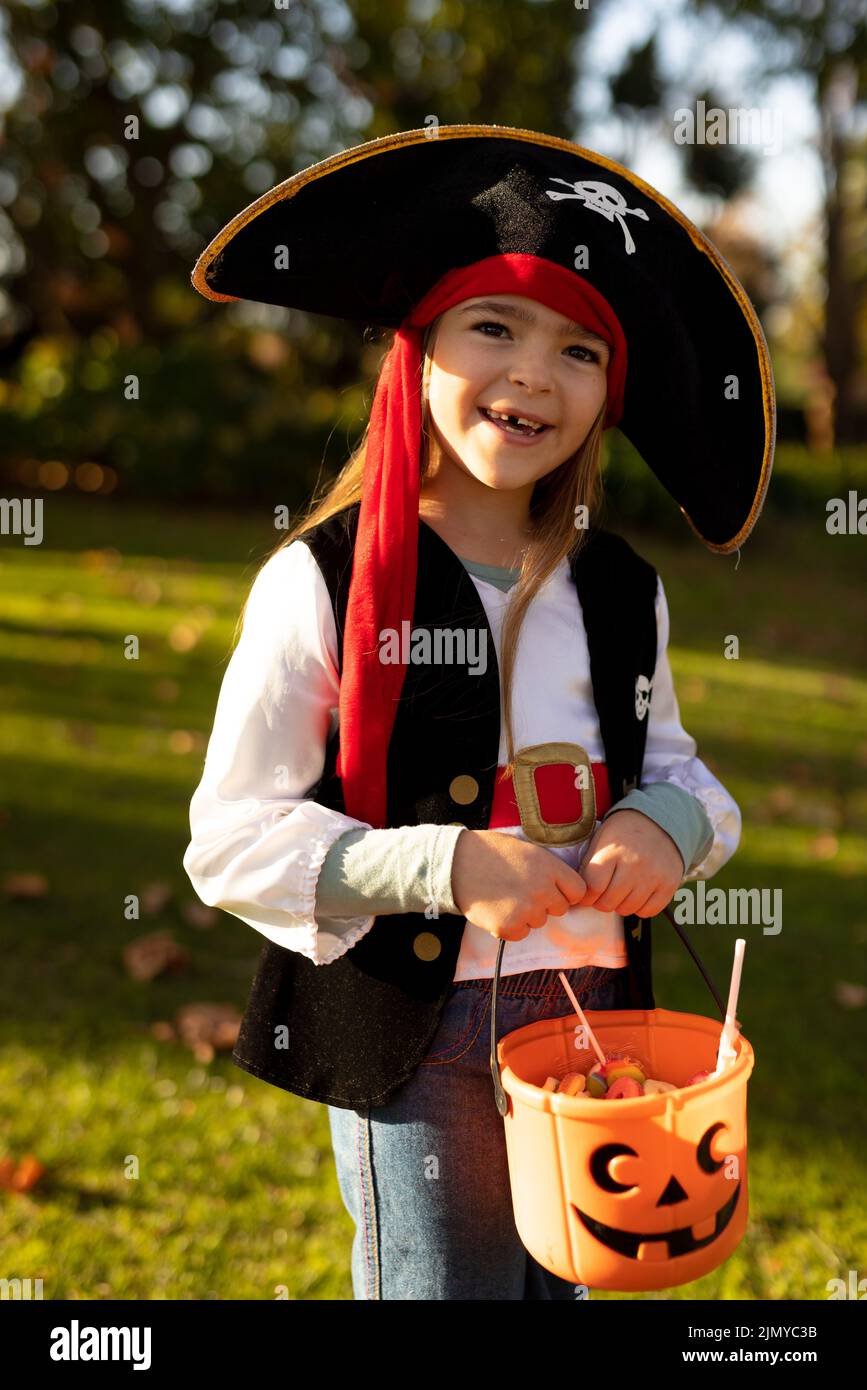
[820,60,861,445]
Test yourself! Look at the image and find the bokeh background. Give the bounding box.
[0,0,865,1301]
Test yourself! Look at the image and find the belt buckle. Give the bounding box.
[512,741,597,846]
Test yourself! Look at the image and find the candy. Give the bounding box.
[603,1062,646,1085]
[685,1070,712,1087]
[558,1072,587,1096]
[551,1047,711,1101]
[642,1077,676,1094]
[586,1069,608,1097]
[605,1076,643,1100]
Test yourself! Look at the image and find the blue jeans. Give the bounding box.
[327,963,630,1300]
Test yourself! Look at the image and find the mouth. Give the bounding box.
[571,1181,741,1262]
[477,406,554,443]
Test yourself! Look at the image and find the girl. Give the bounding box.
[184,126,774,1300]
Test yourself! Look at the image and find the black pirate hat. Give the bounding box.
[192,123,775,556]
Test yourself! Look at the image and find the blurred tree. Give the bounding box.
[679,87,755,204]
[609,35,667,170]
[605,44,783,365]
[0,0,597,504]
[0,0,587,354]
[689,0,867,442]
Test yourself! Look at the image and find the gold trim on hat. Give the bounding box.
[190,124,774,555]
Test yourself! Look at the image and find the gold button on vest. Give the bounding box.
[413,931,442,962]
[449,774,479,805]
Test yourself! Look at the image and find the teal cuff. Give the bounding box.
[314,822,467,919]
[602,782,714,877]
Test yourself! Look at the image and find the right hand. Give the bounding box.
[450,829,588,942]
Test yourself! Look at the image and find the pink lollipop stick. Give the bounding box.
[558,971,607,1069]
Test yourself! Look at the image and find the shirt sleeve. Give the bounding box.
[602,574,740,882]
[315,822,466,919]
[182,540,384,966]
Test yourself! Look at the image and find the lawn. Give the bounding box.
[1,490,865,1300]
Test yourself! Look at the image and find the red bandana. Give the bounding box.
[336,253,627,828]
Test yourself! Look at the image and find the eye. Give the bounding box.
[697,1122,727,1174]
[470,319,601,363]
[471,319,513,342]
[566,344,601,363]
[590,1142,639,1193]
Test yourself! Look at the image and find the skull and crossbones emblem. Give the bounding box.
[546,178,649,255]
[634,673,654,721]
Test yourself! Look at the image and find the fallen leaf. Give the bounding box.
[12,1155,45,1192]
[65,722,96,747]
[3,873,49,898]
[123,931,191,982]
[154,679,180,703]
[834,981,867,1009]
[767,786,795,815]
[181,901,219,930]
[812,833,838,860]
[823,676,850,702]
[141,882,172,914]
[0,1154,46,1193]
[174,1003,241,1056]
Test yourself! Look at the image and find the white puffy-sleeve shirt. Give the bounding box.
[182,542,381,965]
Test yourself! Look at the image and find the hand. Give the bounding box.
[451,829,587,942]
[578,810,683,918]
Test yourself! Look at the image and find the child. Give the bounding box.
[184,126,774,1300]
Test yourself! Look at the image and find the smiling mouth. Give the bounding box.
[571,1182,741,1261]
[478,406,553,438]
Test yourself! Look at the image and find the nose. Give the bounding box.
[507,346,555,395]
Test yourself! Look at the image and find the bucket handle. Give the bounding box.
[489,903,727,1117]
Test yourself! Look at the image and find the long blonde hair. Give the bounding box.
[236,317,608,782]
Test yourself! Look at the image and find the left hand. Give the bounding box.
[578,809,684,918]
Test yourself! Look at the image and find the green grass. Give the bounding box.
[1,493,865,1301]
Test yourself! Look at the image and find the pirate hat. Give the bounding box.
[191,125,775,831]
[193,123,775,554]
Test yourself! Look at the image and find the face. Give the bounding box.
[424,294,610,490]
[568,1123,744,1284]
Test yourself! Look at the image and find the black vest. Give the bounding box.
[231,503,660,1109]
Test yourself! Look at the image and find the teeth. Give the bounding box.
[484,408,546,431]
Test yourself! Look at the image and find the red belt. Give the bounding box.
[488,760,611,829]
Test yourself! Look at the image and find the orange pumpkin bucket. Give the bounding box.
[489,918,754,1292]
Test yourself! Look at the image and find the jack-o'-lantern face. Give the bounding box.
[569,1120,744,1269]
